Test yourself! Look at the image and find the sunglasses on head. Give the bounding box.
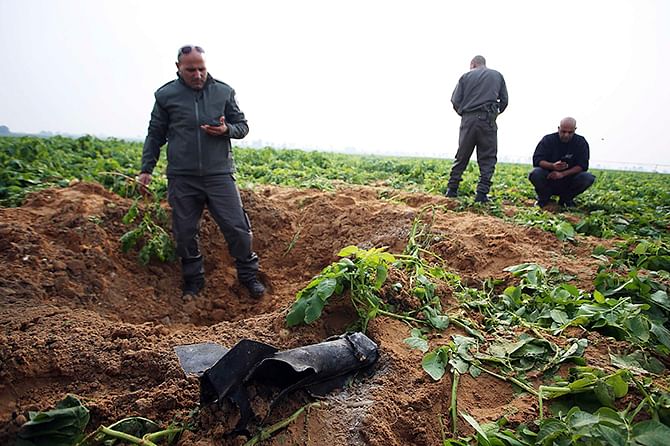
[178,45,205,58]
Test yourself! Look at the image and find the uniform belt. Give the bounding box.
[462,108,487,114]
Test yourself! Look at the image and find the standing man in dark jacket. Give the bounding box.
[138,45,265,298]
[446,55,508,203]
[529,117,596,208]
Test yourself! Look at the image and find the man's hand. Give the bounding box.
[547,170,566,180]
[138,172,152,196]
[552,160,568,171]
[200,116,229,136]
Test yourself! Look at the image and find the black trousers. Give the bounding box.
[447,112,498,195]
[528,168,596,202]
[167,174,259,283]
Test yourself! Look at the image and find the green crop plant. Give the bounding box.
[286,210,473,332]
[285,245,398,331]
[120,197,175,265]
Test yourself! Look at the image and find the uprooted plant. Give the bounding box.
[285,208,466,332]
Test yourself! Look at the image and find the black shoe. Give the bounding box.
[182,277,205,297]
[242,278,266,298]
[474,192,489,203]
[445,188,458,198]
[536,198,550,208]
[559,199,577,208]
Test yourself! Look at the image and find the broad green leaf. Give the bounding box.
[594,424,626,446]
[633,241,650,255]
[560,283,580,297]
[378,252,396,263]
[649,290,670,311]
[555,221,575,241]
[423,307,449,330]
[650,323,670,350]
[594,380,616,407]
[313,278,338,301]
[449,357,470,375]
[605,373,629,398]
[595,407,626,427]
[550,310,570,325]
[403,329,429,353]
[337,245,359,257]
[624,316,650,343]
[460,412,490,443]
[645,255,670,271]
[567,409,600,430]
[285,298,308,326]
[374,264,388,289]
[536,418,567,443]
[304,295,326,324]
[422,350,447,381]
[630,419,670,446]
[16,395,89,446]
[504,263,545,276]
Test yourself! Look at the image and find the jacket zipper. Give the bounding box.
[194,94,203,175]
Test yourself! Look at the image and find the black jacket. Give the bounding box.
[533,133,590,171]
[141,74,249,176]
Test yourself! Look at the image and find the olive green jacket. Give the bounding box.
[141,74,248,176]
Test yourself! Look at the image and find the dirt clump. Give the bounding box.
[1,182,605,445]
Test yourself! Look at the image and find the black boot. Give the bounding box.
[474,192,490,203]
[241,277,265,298]
[182,276,205,297]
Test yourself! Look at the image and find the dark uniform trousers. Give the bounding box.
[528,168,596,202]
[167,174,259,283]
[448,112,498,195]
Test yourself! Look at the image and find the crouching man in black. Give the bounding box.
[529,117,596,208]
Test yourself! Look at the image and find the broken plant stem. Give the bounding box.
[144,427,184,443]
[376,308,424,324]
[451,370,460,435]
[76,424,182,446]
[243,402,322,446]
[631,376,658,421]
[283,226,301,256]
[99,171,157,200]
[538,386,572,420]
[478,365,538,397]
[94,426,156,446]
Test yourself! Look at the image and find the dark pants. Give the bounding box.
[447,112,498,195]
[167,174,259,283]
[528,168,596,202]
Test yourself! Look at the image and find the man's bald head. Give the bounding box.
[176,46,208,90]
[558,117,577,143]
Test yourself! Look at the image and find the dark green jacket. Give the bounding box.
[141,74,248,176]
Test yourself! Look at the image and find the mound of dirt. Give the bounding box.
[0,182,606,445]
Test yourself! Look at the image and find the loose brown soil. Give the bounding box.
[0,182,612,445]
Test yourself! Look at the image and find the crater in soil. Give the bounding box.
[0,182,606,445]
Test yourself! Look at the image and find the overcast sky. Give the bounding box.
[1,0,669,171]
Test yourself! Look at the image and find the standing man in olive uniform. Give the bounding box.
[446,55,508,203]
[138,45,265,298]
